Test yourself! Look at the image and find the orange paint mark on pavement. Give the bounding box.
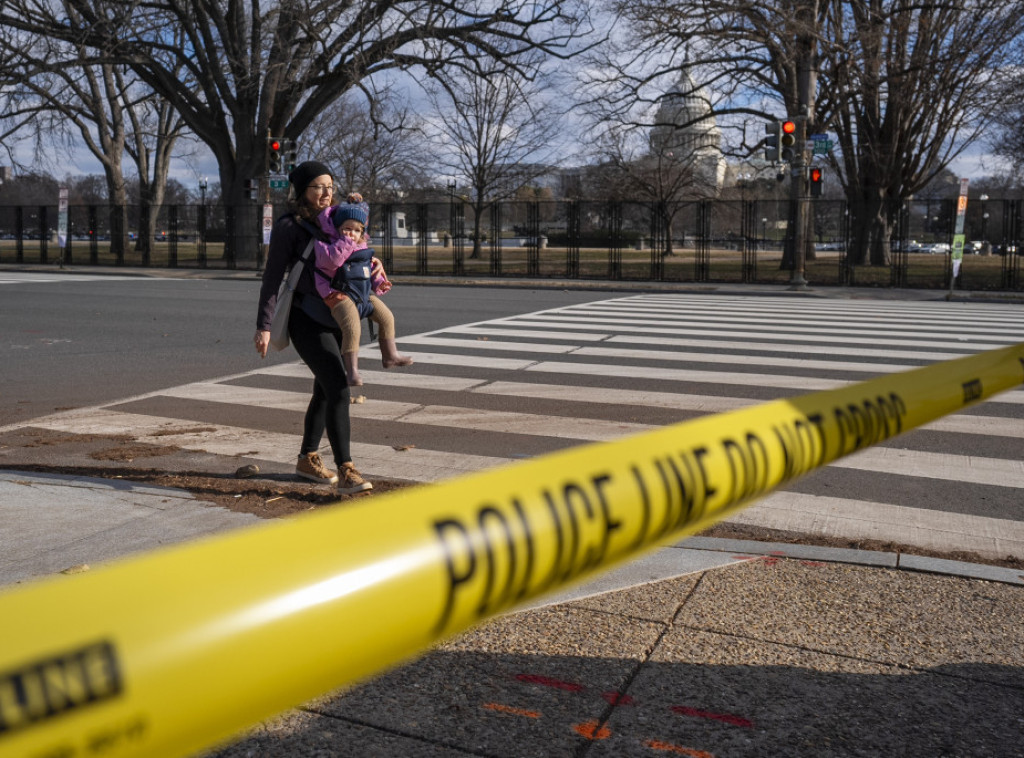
[482,702,541,719]
[643,738,714,757]
[573,719,611,740]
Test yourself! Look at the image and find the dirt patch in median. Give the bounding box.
[3,463,418,519]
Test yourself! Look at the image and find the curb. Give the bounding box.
[3,263,1024,303]
[679,536,1024,586]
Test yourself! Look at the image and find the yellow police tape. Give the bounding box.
[1,343,1022,757]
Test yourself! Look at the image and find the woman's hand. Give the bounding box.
[254,329,271,358]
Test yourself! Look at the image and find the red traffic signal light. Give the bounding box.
[780,120,797,160]
[268,137,283,173]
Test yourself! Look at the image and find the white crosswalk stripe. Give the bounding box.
[12,293,1024,558]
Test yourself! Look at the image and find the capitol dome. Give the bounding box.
[649,73,727,190]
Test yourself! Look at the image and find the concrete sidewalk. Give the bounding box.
[207,558,1024,758]
[1,469,1022,757]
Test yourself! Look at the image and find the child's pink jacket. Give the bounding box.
[312,206,388,299]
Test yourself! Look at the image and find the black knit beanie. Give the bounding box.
[288,161,333,196]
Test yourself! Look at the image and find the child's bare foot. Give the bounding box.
[380,339,413,369]
[343,353,363,386]
[382,355,413,369]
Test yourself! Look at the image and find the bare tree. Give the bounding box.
[0,0,592,263]
[820,0,1024,265]
[0,31,191,261]
[123,80,191,260]
[303,89,433,202]
[986,62,1024,180]
[585,72,727,256]
[580,0,827,275]
[587,0,1024,268]
[0,52,133,256]
[425,67,566,257]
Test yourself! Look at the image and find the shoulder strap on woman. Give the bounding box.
[295,217,328,242]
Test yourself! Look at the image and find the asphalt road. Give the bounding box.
[1,276,609,426]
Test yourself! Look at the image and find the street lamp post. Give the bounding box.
[448,180,463,275]
[447,180,456,244]
[979,194,989,253]
[198,177,208,266]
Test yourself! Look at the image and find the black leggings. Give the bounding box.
[288,306,352,465]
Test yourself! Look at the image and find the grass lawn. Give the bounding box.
[2,240,1018,292]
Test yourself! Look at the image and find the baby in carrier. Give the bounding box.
[314,193,413,386]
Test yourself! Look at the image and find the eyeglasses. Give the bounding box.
[307,184,334,194]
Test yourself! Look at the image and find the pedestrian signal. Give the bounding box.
[283,139,298,173]
[809,167,823,197]
[764,121,781,162]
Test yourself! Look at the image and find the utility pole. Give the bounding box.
[789,0,819,289]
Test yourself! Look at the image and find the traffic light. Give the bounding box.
[244,178,257,200]
[809,167,823,197]
[283,139,298,173]
[780,120,798,162]
[268,137,283,173]
[764,121,780,162]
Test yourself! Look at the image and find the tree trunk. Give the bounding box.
[136,199,155,263]
[108,205,127,263]
[468,203,484,259]
[663,209,675,256]
[869,212,892,266]
[102,165,129,263]
[847,192,890,266]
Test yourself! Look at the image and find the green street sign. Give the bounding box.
[269,179,288,189]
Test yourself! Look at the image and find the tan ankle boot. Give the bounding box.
[342,352,363,386]
[380,339,413,369]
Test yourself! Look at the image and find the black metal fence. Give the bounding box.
[1,198,1020,290]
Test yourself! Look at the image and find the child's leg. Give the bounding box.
[368,296,395,340]
[369,296,413,369]
[329,297,363,386]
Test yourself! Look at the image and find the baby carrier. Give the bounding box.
[320,246,376,319]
